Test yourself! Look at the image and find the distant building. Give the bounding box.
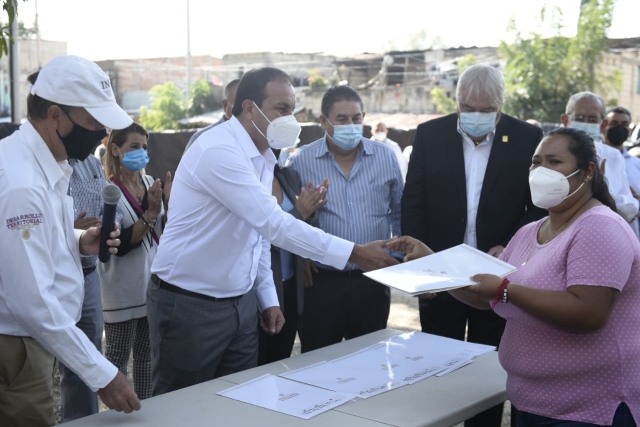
[598,37,640,126]
[0,38,68,118]
[95,55,223,115]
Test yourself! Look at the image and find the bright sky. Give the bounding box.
[17,0,640,61]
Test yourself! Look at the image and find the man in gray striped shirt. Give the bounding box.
[61,156,124,421]
[288,86,403,353]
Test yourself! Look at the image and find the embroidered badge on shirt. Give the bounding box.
[5,213,43,236]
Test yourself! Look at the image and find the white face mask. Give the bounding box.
[251,102,302,149]
[568,121,602,141]
[529,166,585,209]
[374,132,387,141]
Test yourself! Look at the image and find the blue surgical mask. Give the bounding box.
[459,112,498,138]
[568,121,602,141]
[121,148,149,172]
[327,120,363,150]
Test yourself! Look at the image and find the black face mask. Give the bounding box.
[607,125,629,147]
[56,109,107,161]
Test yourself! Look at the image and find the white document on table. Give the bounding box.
[217,374,355,420]
[385,332,496,357]
[325,342,444,386]
[364,244,516,295]
[282,361,405,399]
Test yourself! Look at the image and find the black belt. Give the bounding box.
[317,268,363,278]
[82,265,96,276]
[151,274,243,302]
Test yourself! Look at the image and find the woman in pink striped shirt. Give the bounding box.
[391,128,639,426]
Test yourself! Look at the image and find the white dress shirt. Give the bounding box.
[623,147,640,238]
[457,120,496,249]
[595,140,639,223]
[0,122,117,391]
[151,117,354,311]
[377,138,408,181]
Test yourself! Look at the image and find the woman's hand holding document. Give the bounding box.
[360,237,516,296]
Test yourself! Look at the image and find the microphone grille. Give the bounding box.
[102,184,122,205]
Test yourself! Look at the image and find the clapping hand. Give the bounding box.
[296,179,329,220]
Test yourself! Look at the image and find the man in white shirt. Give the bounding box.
[0,56,140,426]
[604,106,640,237]
[561,92,639,224]
[371,122,408,181]
[148,67,398,396]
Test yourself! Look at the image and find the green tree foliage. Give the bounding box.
[187,79,213,117]
[307,68,328,89]
[139,82,186,131]
[500,0,615,123]
[456,54,477,75]
[430,87,457,114]
[140,79,219,131]
[0,1,27,57]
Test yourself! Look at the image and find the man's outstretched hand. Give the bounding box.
[349,240,400,272]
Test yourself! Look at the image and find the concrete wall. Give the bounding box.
[598,50,640,123]
[295,85,436,118]
[96,56,224,113]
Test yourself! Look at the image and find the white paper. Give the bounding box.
[364,244,516,294]
[282,361,405,399]
[217,374,355,419]
[383,332,495,358]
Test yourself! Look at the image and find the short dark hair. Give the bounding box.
[225,79,240,98]
[546,127,617,212]
[607,106,632,121]
[26,71,72,121]
[320,86,364,117]
[232,68,292,117]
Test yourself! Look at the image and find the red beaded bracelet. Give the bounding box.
[491,278,510,309]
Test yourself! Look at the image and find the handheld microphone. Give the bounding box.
[99,184,122,263]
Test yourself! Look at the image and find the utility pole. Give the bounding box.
[186,0,192,97]
[9,17,20,124]
[35,0,41,69]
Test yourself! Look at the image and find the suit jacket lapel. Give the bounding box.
[445,123,467,213]
[478,116,512,211]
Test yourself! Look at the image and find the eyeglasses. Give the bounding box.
[567,114,601,124]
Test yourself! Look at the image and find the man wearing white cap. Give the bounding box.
[0,55,140,426]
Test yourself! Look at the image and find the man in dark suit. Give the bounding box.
[401,64,545,427]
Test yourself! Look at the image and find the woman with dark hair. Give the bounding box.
[99,123,172,400]
[390,128,640,426]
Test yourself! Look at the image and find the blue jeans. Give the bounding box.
[516,403,636,427]
[58,269,103,422]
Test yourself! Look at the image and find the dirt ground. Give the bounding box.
[52,289,511,426]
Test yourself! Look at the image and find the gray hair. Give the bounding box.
[456,64,505,109]
[565,92,606,119]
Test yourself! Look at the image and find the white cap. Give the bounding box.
[30,55,133,130]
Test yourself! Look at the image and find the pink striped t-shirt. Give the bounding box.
[495,206,640,425]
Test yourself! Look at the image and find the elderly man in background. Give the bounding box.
[402,64,545,427]
[561,92,639,227]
